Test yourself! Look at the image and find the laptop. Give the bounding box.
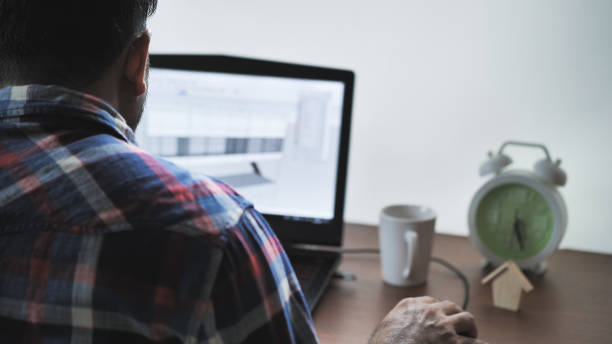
[137,54,355,311]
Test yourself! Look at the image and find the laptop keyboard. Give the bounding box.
[291,256,322,286]
[288,252,340,311]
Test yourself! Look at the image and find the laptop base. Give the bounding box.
[288,249,341,312]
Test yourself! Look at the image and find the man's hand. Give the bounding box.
[369,296,487,344]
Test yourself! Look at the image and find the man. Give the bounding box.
[0,1,484,343]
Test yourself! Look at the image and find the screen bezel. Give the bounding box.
[148,54,354,247]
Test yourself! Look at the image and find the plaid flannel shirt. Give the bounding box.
[0,85,319,343]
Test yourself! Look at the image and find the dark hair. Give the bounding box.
[0,0,157,88]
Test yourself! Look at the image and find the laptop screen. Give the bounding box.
[137,55,354,246]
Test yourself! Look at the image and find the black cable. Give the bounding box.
[292,244,381,254]
[292,244,471,310]
[430,257,470,310]
[330,248,381,254]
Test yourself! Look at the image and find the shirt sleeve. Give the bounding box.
[207,207,320,344]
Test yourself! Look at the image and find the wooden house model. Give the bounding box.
[481,260,534,311]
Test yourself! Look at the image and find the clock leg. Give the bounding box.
[528,261,547,275]
[480,258,493,269]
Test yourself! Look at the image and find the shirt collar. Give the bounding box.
[0,84,136,143]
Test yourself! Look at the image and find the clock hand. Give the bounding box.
[513,211,525,251]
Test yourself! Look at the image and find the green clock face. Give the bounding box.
[476,183,554,260]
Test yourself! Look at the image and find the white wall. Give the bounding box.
[148,0,612,254]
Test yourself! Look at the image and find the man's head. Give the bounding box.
[0,0,158,130]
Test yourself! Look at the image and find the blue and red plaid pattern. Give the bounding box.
[0,85,318,343]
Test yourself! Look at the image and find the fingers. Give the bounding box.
[375,296,485,344]
[437,300,463,315]
[446,312,478,339]
[417,296,439,304]
[395,296,438,311]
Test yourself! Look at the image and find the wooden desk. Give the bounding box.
[312,224,612,344]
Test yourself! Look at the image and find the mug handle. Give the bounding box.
[402,230,419,279]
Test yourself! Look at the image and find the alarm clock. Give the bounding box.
[468,141,567,274]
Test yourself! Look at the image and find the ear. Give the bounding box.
[123,31,151,96]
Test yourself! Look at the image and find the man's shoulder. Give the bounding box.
[46,133,252,237]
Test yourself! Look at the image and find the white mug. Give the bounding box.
[379,204,436,286]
